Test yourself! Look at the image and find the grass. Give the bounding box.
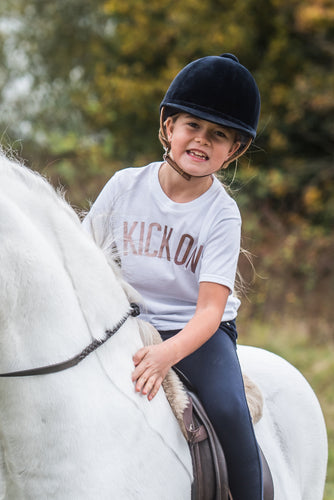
[238,317,333,499]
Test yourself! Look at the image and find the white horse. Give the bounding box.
[0,152,327,499]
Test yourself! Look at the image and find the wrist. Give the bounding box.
[163,335,186,365]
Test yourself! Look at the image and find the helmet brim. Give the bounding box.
[161,103,256,139]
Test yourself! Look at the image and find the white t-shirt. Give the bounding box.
[83,162,241,330]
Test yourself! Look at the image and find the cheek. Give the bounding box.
[170,134,185,150]
[214,145,230,160]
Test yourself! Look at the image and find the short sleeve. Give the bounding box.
[199,213,241,292]
[82,174,118,249]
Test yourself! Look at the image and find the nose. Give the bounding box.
[194,130,210,145]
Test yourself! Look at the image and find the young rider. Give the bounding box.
[83,53,263,500]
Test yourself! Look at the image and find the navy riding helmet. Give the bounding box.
[160,53,261,140]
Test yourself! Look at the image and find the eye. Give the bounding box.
[187,121,200,129]
[215,130,227,138]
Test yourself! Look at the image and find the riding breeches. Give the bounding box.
[160,321,263,500]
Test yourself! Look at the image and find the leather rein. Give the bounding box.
[0,303,140,378]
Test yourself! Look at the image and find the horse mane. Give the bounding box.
[0,150,80,228]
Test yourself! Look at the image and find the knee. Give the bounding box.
[211,392,251,431]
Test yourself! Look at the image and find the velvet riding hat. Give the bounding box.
[160,53,261,139]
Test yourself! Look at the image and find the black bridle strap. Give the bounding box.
[0,303,140,378]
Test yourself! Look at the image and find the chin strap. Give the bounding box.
[163,152,217,181]
[160,108,192,182]
[163,152,215,181]
[163,152,192,181]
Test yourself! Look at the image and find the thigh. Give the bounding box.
[161,322,245,416]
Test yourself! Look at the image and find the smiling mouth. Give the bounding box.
[187,149,209,160]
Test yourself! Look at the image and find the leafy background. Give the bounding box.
[0,0,333,496]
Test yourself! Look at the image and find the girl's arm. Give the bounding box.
[132,281,230,400]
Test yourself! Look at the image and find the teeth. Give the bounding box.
[189,150,207,159]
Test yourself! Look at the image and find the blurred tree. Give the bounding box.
[246,0,334,232]
[0,0,333,227]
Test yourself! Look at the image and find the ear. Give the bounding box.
[165,117,175,141]
[221,141,242,170]
[226,141,241,160]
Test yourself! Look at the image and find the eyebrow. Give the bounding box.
[183,114,234,136]
[184,115,227,130]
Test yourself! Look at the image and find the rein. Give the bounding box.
[0,303,140,378]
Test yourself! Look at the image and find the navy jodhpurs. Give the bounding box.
[160,321,263,500]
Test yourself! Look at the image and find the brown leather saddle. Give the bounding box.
[176,369,274,500]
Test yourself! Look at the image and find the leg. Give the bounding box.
[161,322,263,500]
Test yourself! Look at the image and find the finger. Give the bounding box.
[134,377,145,393]
[147,377,163,401]
[132,347,148,365]
[142,376,157,396]
[135,372,152,393]
[132,361,149,383]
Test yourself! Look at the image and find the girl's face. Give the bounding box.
[165,113,240,178]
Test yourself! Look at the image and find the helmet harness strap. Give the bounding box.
[163,151,192,181]
[159,108,189,180]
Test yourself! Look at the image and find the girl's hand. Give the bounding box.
[132,343,175,401]
[132,282,230,401]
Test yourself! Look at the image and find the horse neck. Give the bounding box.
[0,156,131,370]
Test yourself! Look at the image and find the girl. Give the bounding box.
[83,53,262,500]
